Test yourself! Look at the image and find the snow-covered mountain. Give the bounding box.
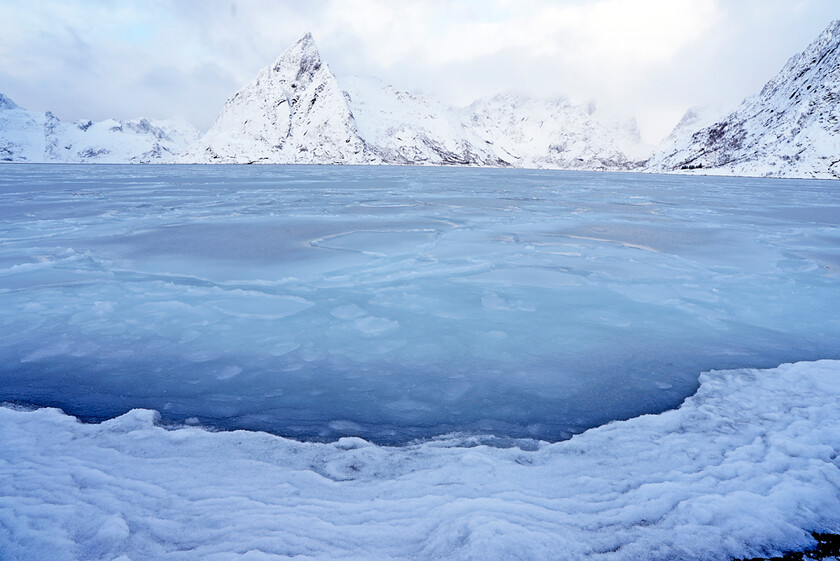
[648,19,840,179]
[178,33,371,165]
[0,93,199,164]
[181,34,648,169]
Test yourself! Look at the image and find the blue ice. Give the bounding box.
[1,164,838,443]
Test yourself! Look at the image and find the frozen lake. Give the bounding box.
[1,164,839,443]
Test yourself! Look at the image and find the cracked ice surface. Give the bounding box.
[0,164,839,442]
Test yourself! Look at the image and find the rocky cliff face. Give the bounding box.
[0,95,198,164]
[648,19,840,179]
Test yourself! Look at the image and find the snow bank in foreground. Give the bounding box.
[3,360,840,561]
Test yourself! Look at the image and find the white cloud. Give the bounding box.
[314,0,720,70]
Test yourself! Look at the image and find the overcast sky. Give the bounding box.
[0,0,837,143]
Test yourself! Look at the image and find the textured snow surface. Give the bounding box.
[180,34,646,169]
[0,94,198,163]
[648,19,840,179]
[3,359,840,561]
[1,164,839,444]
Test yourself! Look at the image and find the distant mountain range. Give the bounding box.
[178,33,647,171]
[0,93,198,164]
[2,20,839,179]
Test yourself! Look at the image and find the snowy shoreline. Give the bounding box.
[3,359,840,561]
[4,160,840,182]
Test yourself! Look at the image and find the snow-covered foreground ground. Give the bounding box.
[1,165,839,442]
[3,360,840,561]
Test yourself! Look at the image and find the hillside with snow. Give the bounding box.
[465,94,646,170]
[340,75,506,166]
[0,93,198,164]
[647,19,840,179]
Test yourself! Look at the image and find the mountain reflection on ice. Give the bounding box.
[1,164,838,443]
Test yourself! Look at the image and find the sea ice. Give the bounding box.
[0,164,838,442]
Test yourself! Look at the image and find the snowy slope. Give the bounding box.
[0,94,198,164]
[182,34,648,169]
[178,33,373,164]
[648,19,840,179]
[3,360,840,560]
